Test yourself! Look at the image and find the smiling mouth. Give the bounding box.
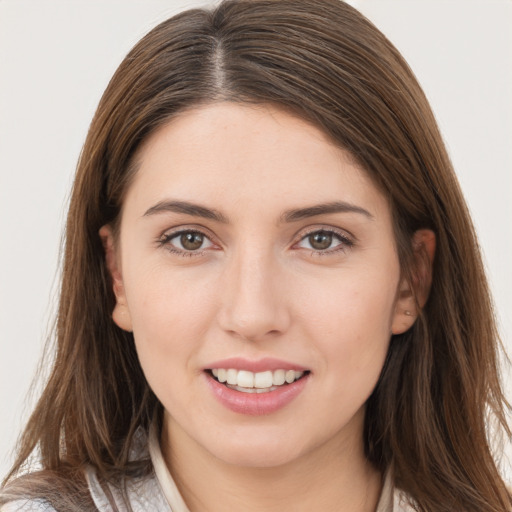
[208,368,310,394]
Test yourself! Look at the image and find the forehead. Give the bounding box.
[123,102,389,221]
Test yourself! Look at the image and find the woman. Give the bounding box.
[1,0,510,510]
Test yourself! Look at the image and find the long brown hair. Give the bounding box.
[2,1,510,510]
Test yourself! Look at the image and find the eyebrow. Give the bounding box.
[143,200,229,223]
[280,201,374,222]
[143,199,373,223]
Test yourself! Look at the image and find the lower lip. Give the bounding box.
[204,372,309,416]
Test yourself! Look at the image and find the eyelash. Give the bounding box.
[295,227,354,256]
[157,227,354,257]
[157,229,216,257]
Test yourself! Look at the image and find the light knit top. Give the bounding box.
[2,425,414,511]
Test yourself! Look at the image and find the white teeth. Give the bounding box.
[227,384,278,394]
[273,369,286,385]
[226,369,238,385]
[254,370,273,389]
[210,368,307,389]
[237,370,254,388]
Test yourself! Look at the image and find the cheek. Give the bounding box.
[299,265,398,330]
[298,266,398,377]
[126,259,215,326]
[123,264,217,381]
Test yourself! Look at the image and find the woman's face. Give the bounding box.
[104,102,413,468]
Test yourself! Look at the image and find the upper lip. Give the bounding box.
[205,357,309,373]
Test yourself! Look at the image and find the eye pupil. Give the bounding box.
[309,231,333,250]
[181,232,204,250]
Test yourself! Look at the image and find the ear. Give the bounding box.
[99,225,133,332]
[391,229,436,335]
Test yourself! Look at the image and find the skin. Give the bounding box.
[101,102,434,512]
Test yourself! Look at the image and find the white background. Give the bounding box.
[1,0,511,480]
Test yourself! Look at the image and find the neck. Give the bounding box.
[161,413,382,512]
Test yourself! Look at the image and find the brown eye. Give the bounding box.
[161,230,214,253]
[180,232,205,250]
[308,231,333,250]
[296,229,353,254]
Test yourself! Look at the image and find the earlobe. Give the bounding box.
[112,303,133,333]
[391,229,436,335]
[99,225,133,332]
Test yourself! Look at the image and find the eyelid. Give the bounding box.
[157,225,221,253]
[156,224,355,256]
[292,225,356,253]
[294,225,356,243]
[158,224,217,240]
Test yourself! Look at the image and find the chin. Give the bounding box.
[217,446,300,469]
[205,430,309,469]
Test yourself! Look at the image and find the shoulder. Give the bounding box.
[378,468,416,512]
[83,425,172,512]
[0,500,56,512]
[393,488,417,512]
[85,464,171,512]
[0,468,95,512]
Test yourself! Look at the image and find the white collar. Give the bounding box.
[149,420,191,512]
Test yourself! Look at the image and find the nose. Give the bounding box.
[217,247,291,342]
